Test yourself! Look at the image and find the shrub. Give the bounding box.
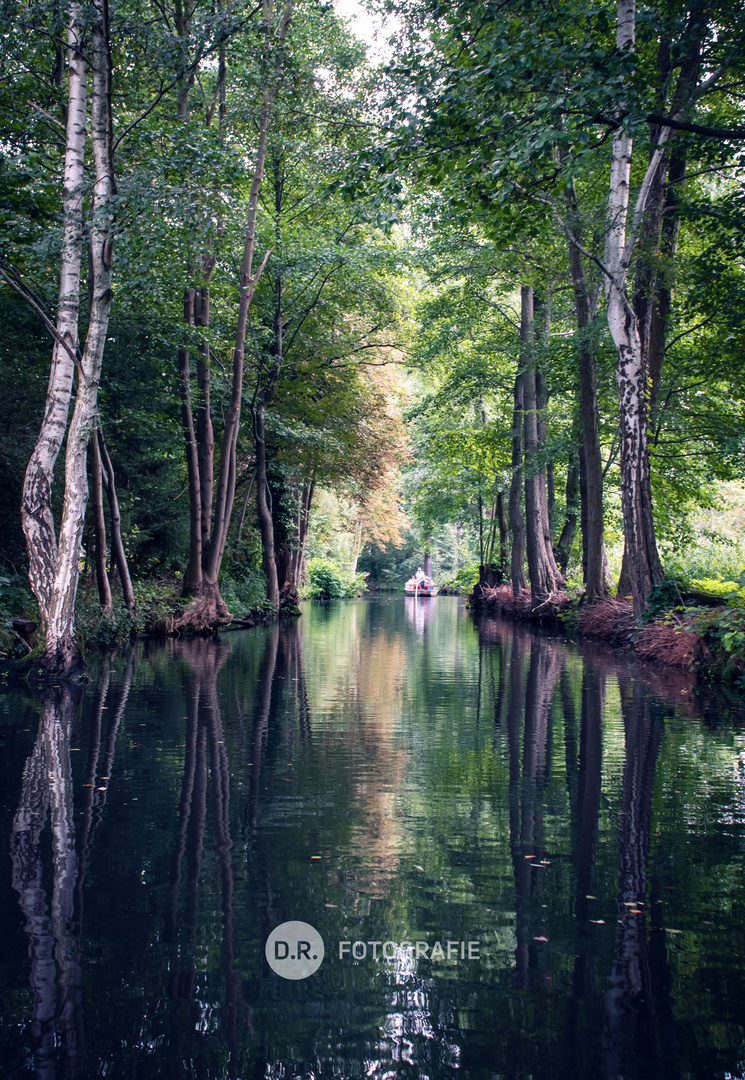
[219,557,267,618]
[303,559,366,600]
[0,573,38,658]
[440,562,480,595]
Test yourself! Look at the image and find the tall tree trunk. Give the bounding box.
[195,277,215,564]
[90,428,112,612]
[554,452,579,576]
[534,315,561,582]
[497,491,509,581]
[176,0,294,630]
[44,0,116,671]
[509,369,527,599]
[21,0,87,644]
[258,269,285,606]
[254,402,280,609]
[97,426,135,611]
[604,0,668,616]
[178,287,202,593]
[647,151,685,430]
[521,286,562,606]
[563,170,608,603]
[287,479,314,589]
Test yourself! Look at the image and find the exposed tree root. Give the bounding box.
[175,581,233,634]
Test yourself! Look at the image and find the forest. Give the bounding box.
[1,0,744,678]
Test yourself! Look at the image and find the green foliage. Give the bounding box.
[643,578,687,623]
[439,562,480,595]
[692,606,745,684]
[218,558,268,618]
[689,578,744,600]
[0,573,38,658]
[303,558,367,600]
[75,597,139,653]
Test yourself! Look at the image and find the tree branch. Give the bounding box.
[0,261,81,371]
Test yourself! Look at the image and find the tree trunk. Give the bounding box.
[554,452,579,576]
[43,0,116,672]
[286,479,314,589]
[521,286,562,606]
[97,426,135,611]
[497,491,509,581]
[648,148,686,437]
[178,287,203,593]
[21,0,87,643]
[604,0,667,616]
[176,1,294,631]
[255,402,280,609]
[534,326,561,582]
[563,172,608,603]
[90,428,112,611]
[195,280,215,564]
[509,370,527,599]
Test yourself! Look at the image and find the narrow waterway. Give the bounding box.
[2,596,745,1079]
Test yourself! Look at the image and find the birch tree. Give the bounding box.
[18,0,116,673]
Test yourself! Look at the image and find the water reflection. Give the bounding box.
[3,601,745,1078]
[10,659,133,1078]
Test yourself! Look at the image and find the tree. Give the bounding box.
[10,0,117,672]
[176,0,294,628]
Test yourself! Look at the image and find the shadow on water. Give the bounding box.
[3,601,745,1078]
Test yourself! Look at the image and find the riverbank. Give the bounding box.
[470,583,745,686]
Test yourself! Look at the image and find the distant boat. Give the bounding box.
[404,568,439,596]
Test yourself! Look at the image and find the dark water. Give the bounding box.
[2,597,745,1079]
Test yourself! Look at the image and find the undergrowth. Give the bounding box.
[301,558,367,600]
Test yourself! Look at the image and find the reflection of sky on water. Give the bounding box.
[404,594,436,635]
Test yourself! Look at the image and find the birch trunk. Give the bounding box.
[604,0,665,616]
[21,1,87,633]
[43,0,116,671]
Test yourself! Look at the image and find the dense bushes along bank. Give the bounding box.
[470,580,745,688]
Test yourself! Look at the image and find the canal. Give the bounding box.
[2,596,745,1078]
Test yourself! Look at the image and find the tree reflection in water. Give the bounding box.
[4,600,745,1079]
[166,636,243,1080]
[602,677,677,1080]
[10,657,132,1078]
